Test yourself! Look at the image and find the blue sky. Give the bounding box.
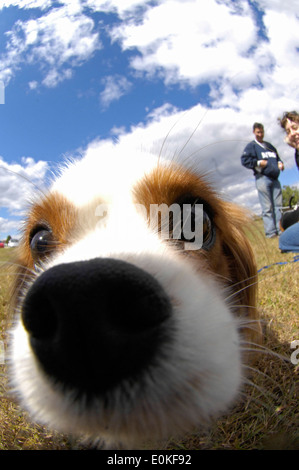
[0,0,299,240]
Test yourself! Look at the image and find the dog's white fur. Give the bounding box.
[9,147,256,449]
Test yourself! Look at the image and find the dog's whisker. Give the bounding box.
[0,273,34,281]
[239,325,263,339]
[158,111,190,161]
[242,364,286,394]
[239,377,276,409]
[230,304,259,313]
[240,342,290,364]
[0,261,35,272]
[238,318,266,328]
[176,110,209,161]
[225,279,259,302]
[182,139,251,164]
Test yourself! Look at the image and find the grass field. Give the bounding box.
[0,220,298,450]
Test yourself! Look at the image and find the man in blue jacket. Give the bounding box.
[241,122,284,238]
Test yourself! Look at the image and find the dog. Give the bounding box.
[9,146,261,449]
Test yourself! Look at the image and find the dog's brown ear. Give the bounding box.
[221,204,262,349]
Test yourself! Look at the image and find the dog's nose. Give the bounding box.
[22,258,172,397]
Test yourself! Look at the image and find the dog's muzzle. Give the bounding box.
[21,258,172,399]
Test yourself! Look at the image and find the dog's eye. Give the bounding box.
[201,209,215,249]
[171,196,215,251]
[30,228,56,261]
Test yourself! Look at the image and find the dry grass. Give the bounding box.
[0,220,298,450]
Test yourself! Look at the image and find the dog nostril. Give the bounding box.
[21,258,172,396]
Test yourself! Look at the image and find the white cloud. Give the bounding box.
[256,0,299,13]
[0,0,52,9]
[84,0,152,17]
[25,6,99,65]
[0,2,101,86]
[28,80,38,90]
[1,0,299,110]
[0,217,21,240]
[109,0,258,88]
[100,75,132,107]
[42,68,73,88]
[106,0,299,112]
[261,10,299,96]
[0,156,49,216]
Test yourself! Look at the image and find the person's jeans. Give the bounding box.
[279,222,299,252]
[255,174,282,237]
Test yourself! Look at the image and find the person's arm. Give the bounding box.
[241,142,259,170]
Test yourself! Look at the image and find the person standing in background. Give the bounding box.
[241,122,284,238]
